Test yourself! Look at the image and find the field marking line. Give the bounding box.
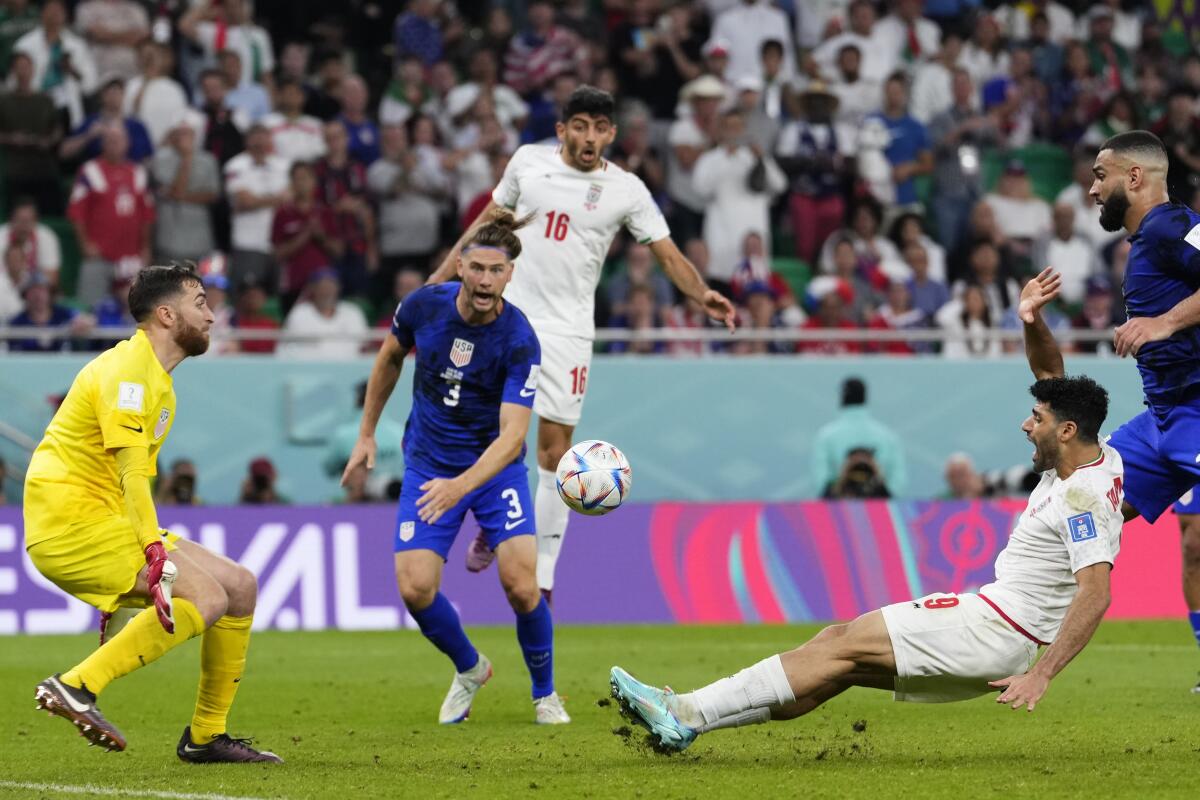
[0,781,275,800]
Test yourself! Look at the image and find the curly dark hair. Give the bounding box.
[1030,376,1110,443]
[128,263,201,322]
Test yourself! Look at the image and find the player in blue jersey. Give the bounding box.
[1022,130,1200,690]
[341,210,570,725]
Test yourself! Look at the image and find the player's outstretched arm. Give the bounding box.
[648,237,737,332]
[416,402,532,525]
[1113,285,1200,357]
[989,562,1111,711]
[429,200,502,284]
[114,446,176,632]
[1019,267,1065,379]
[342,334,410,486]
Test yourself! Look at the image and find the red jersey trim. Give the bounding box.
[1075,451,1105,470]
[978,593,1050,646]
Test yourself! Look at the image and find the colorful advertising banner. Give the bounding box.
[0,502,1184,635]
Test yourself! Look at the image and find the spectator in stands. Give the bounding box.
[731,281,790,356]
[230,275,278,354]
[666,75,724,242]
[503,0,584,99]
[278,269,367,360]
[0,0,38,76]
[1155,89,1200,205]
[197,68,245,166]
[91,276,134,348]
[699,37,731,85]
[156,458,201,505]
[1024,11,1066,84]
[457,133,508,228]
[393,0,447,67]
[374,268,423,327]
[693,109,786,283]
[0,197,61,287]
[1084,6,1132,91]
[869,279,922,354]
[1081,90,1138,148]
[1055,147,1116,249]
[317,120,375,298]
[938,282,1000,358]
[910,32,962,125]
[180,0,274,91]
[731,77,777,153]
[799,279,862,355]
[606,241,674,322]
[337,74,380,166]
[200,270,236,355]
[369,122,447,281]
[904,240,950,324]
[811,377,906,497]
[826,44,879,134]
[263,77,326,166]
[1134,64,1167,130]
[729,232,803,325]
[60,79,153,165]
[224,122,288,290]
[813,0,889,85]
[67,125,155,309]
[445,49,528,142]
[862,72,931,209]
[124,42,187,147]
[218,48,270,124]
[0,243,28,321]
[942,452,985,499]
[325,379,404,489]
[818,199,904,281]
[1033,203,1100,306]
[14,0,97,128]
[378,56,427,127]
[74,0,148,84]
[824,448,892,499]
[776,81,846,263]
[889,211,946,283]
[611,105,666,199]
[983,160,1051,268]
[238,456,288,505]
[1050,41,1104,146]
[5,272,92,352]
[606,284,665,355]
[0,52,62,214]
[758,39,787,121]
[829,236,882,325]
[710,0,794,84]
[272,161,342,308]
[953,239,1019,317]
[960,13,1009,87]
[1072,275,1119,356]
[151,113,219,263]
[928,67,999,255]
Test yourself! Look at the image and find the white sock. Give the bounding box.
[683,655,795,726]
[696,707,771,733]
[535,466,570,590]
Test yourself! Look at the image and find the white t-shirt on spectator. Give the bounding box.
[692,145,786,281]
[872,14,941,70]
[0,223,61,278]
[984,192,1052,240]
[444,83,529,131]
[14,27,98,128]
[1056,183,1123,249]
[666,115,711,214]
[193,21,275,86]
[260,112,326,166]
[960,45,1011,88]
[936,300,1003,358]
[279,300,368,360]
[910,61,955,124]
[995,2,1076,44]
[710,0,796,83]
[813,31,895,85]
[75,0,149,83]
[1041,234,1099,305]
[124,75,189,146]
[223,152,289,253]
[830,76,883,135]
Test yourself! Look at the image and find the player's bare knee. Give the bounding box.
[503,580,541,615]
[225,565,258,618]
[194,583,228,628]
[398,578,438,611]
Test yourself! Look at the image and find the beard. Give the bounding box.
[1031,436,1059,473]
[1098,186,1131,232]
[174,319,210,356]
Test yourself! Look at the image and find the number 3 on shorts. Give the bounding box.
[501,487,524,519]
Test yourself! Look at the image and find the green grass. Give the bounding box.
[2,622,1200,799]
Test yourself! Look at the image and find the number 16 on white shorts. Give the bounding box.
[533,333,593,427]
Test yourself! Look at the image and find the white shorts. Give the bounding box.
[879,592,1039,703]
[532,332,592,426]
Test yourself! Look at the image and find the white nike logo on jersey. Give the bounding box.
[505,518,527,530]
[520,388,535,398]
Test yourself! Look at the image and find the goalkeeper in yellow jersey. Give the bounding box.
[24,264,281,763]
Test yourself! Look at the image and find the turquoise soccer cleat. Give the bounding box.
[609,666,697,752]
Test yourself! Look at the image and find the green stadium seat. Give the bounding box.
[772,256,811,299]
[261,296,282,322]
[981,144,1074,203]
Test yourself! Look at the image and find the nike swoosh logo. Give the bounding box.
[182,743,207,754]
[519,388,535,398]
[121,423,143,433]
[51,677,90,713]
[505,518,527,530]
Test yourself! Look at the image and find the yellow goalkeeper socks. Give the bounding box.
[61,599,205,696]
[190,614,253,744]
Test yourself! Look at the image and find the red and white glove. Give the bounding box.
[144,542,177,634]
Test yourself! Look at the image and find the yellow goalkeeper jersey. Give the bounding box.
[23,329,176,547]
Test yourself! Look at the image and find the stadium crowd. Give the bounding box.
[0,0,1195,357]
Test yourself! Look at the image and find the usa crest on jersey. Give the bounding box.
[584,182,603,211]
[450,337,475,367]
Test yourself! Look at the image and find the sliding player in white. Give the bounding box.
[430,86,735,601]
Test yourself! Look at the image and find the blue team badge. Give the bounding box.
[450,337,475,368]
[1067,512,1097,542]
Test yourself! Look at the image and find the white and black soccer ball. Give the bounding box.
[555,440,632,515]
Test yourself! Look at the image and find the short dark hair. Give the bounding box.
[199,67,226,85]
[289,160,315,179]
[842,377,866,406]
[562,85,615,123]
[128,263,201,322]
[1099,130,1168,164]
[10,195,37,215]
[760,39,784,58]
[276,76,304,93]
[1029,376,1110,444]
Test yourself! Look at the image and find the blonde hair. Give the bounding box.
[464,209,535,260]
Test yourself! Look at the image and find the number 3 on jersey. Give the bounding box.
[544,211,570,241]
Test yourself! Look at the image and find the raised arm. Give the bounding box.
[1113,286,1200,358]
[341,333,410,485]
[1019,267,1065,379]
[989,562,1111,711]
[647,236,736,331]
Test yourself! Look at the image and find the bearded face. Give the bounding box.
[1098,183,1132,232]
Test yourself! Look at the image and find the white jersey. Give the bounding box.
[979,443,1124,644]
[492,144,671,339]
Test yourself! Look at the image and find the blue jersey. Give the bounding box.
[391,283,541,476]
[1124,202,1200,399]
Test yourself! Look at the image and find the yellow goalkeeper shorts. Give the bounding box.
[26,517,181,614]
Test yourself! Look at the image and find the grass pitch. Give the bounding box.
[1,622,1199,799]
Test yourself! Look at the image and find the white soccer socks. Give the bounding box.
[535,466,570,591]
[675,655,795,732]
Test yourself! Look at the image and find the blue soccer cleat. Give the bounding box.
[609,666,697,752]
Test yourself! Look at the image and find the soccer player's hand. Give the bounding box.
[144,542,176,634]
[702,289,737,332]
[989,671,1050,712]
[341,436,377,486]
[416,477,467,525]
[1114,315,1175,357]
[1018,267,1062,323]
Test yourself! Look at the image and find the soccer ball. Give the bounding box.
[555,440,632,515]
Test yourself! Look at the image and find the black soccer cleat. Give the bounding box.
[176,726,284,763]
[34,674,127,752]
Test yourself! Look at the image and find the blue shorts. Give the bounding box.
[1173,486,1200,515]
[393,461,535,558]
[1107,396,1200,523]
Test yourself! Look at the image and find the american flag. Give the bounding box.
[450,338,475,368]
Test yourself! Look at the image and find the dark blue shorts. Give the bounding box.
[1107,397,1200,523]
[393,461,535,558]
